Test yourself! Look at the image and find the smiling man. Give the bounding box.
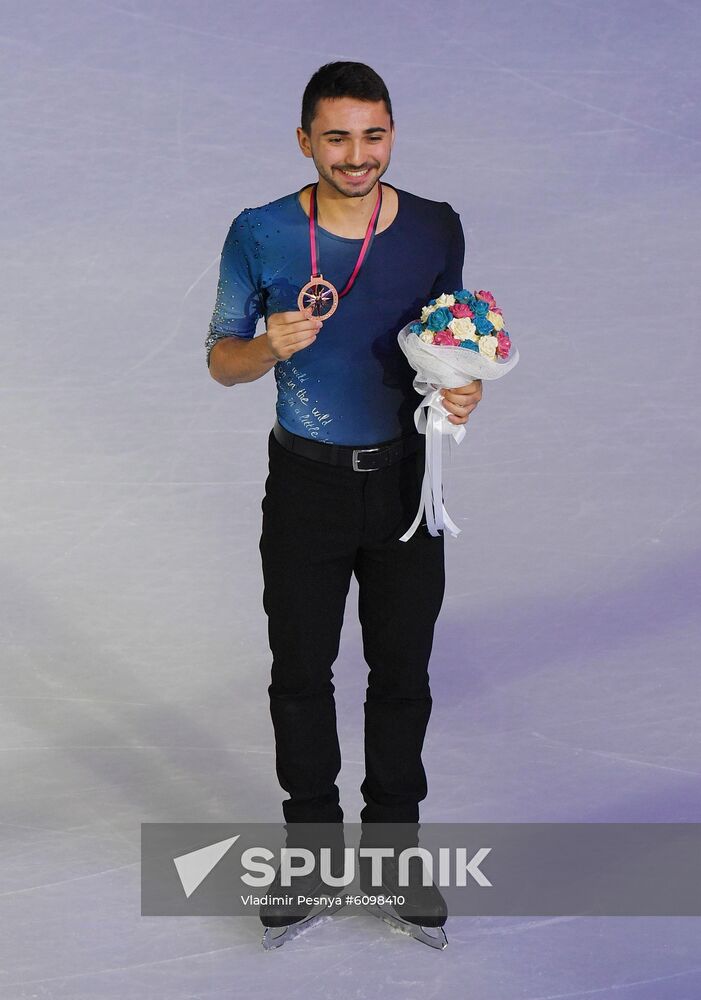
[206,61,481,949]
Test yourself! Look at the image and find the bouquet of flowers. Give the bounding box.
[397,289,520,542]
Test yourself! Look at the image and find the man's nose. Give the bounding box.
[349,140,366,166]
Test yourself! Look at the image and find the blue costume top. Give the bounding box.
[206,184,465,445]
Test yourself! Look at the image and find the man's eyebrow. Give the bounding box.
[320,127,388,136]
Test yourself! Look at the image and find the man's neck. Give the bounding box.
[315,176,380,233]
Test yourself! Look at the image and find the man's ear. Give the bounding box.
[296,127,312,158]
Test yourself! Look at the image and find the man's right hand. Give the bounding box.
[266,307,323,361]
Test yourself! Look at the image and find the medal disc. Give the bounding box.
[297,274,339,320]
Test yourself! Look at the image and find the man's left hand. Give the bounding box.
[440,380,483,425]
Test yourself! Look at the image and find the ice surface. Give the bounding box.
[1,0,700,997]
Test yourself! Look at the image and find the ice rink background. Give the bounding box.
[1,0,700,996]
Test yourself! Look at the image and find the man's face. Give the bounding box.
[297,97,395,198]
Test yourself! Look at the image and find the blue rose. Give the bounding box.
[472,299,489,318]
[429,298,436,306]
[408,321,423,336]
[426,307,453,332]
[454,289,476,309]
[459,339,479,351]
[473,315,494,335]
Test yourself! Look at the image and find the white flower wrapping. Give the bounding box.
[397,323,520,541]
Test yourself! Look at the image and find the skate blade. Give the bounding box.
[261,899,345,950]
[364,902,448,950]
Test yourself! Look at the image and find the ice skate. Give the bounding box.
[260,844,347,950]
[261,893,345,950]
[359,850,448,950]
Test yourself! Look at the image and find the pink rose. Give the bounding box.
[496,330,511,358]
[491,306,503,315]
[450,302,474,319]
[433,329,461,347]
[475,290,497,309]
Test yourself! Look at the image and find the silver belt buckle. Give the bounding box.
[352,446,382,472]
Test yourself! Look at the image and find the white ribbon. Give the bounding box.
[399,381,468,543]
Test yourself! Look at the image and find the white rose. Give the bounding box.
[419,330,434,343]
[478,334,498,360]
[420,304,439,323]
[433,293,456,309]
[487,310,504,331]
[448,317,477,341]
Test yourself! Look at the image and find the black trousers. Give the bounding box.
[259,426,445,831]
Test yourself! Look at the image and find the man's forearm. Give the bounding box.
[208,333,278,386]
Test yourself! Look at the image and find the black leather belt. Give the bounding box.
[272,418,421,472]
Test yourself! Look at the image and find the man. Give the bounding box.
[206,62,482,948]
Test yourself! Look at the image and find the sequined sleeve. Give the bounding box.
[205,210,264,368]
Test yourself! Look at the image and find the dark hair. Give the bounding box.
[301,61,393,136]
